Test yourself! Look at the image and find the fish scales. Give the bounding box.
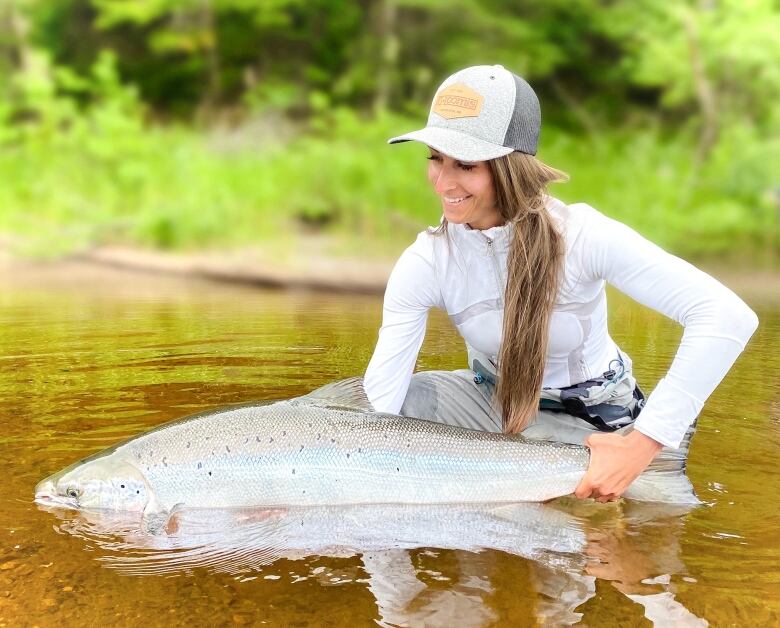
[124,401,589,508]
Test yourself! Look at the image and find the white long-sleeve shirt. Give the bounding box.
[364,197,758,449]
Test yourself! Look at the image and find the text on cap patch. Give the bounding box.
[432,83,484,119]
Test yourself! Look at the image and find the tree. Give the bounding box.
[597,0,780,162]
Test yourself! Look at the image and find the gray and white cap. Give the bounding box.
[388,64,540,161]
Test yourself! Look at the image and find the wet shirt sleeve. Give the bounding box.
[364,234,442,414]
[577,204,759,448]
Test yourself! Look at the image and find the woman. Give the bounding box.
[363,64,758,502]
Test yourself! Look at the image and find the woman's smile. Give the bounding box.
[426,147,503,229]
[443,195,472,205]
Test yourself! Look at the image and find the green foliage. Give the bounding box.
[597,0,780,127]
[1,90,776,263]
[0,0,777,264]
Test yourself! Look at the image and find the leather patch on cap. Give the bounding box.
[432,83,484,119]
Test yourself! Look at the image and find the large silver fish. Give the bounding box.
[34,378,698,530]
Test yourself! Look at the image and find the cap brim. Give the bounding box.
[387,126,515,162]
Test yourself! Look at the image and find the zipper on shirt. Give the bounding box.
[481,234,505,308]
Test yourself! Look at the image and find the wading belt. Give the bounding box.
[473,359,645,433]
[538,376,646,432]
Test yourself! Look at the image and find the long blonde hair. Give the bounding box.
[433,153,567,433]
[490,153,567,433]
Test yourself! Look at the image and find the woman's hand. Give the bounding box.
[574,430,663,502]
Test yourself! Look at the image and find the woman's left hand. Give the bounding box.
[574,429,663,502]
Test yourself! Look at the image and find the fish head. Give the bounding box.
[35,458,151,513]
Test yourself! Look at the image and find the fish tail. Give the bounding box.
[622,422,701,506]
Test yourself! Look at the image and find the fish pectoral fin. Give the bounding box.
[142,498,185,536]
[163,503,186,535]
[141,510,168,536]
[293,376,375,412]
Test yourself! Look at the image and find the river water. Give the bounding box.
[1,262,778,626]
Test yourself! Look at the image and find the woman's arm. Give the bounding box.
[571,204,758,499]
[364,234,442,414]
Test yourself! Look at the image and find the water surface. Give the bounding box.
[1,261,778,626]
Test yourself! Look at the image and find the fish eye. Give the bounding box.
[66,487,80,499]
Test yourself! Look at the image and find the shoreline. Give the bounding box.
[1,242,776,305]
[74,245,394,295]
[0,241,394,296]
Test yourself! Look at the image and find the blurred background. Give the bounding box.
[0,0,778,269]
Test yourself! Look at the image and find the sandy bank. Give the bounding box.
[0,240,395,296]
[1,239,775,306]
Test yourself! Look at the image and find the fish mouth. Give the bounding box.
[33,478,75,509]
[34,478,55,502]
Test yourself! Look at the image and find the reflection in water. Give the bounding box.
[40,498,708,626]
[578,499,708,627]
[40,502,586,575]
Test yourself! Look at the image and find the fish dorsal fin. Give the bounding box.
[293,376,375,412]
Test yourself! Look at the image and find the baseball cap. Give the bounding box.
[387,64,540,161]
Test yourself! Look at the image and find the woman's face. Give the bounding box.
[426,147,503,230]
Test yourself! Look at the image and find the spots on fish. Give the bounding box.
[197,462,202,470]
[208,471,212,476]
[292,468,295,475]
[163,457,168,467]
[330,438,335,443]
[120,484,125,489]
[299,445,304,453]
[358,448,362,453]
[346,453,350,459]
[269,437,274,443]
[307,422,312,428]
[226,445,231,453]
[283,431,287,437]
[186,441,191,449]
[244,437,249,444]
[396,467,400,472]
[316,433,321,440]
[256,436,261,442]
